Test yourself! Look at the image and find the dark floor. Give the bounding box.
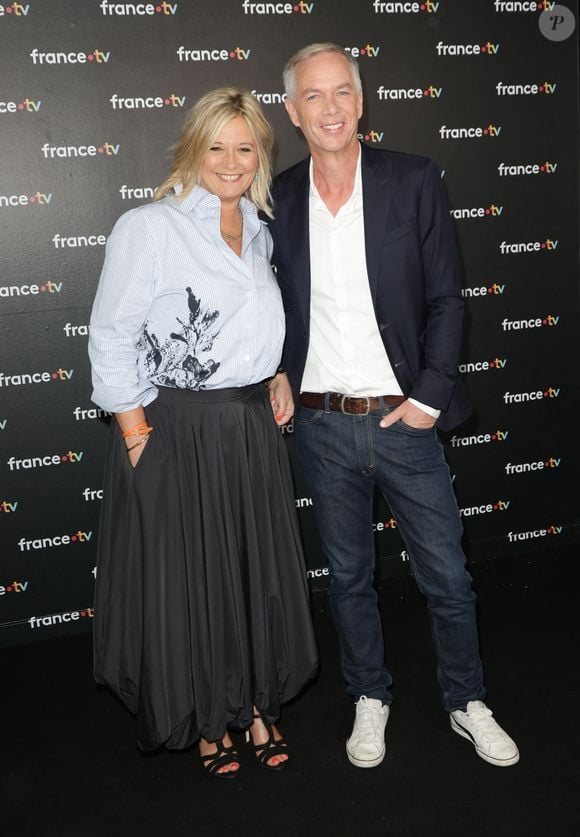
[3,546,580,837]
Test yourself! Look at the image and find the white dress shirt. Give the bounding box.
[302,150,439,418]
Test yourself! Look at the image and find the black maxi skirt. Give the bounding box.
[93,384,318,752]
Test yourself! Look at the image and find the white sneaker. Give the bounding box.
[450,700,519,767]
[346,696,389,768]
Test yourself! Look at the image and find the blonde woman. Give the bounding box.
[89,88,318,778]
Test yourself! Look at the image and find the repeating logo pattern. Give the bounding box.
[0,0,575,640]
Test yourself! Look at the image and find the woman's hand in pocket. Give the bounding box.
[127,435,150,468]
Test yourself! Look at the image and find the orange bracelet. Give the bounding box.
[122,421,152,438]
[125,426,154,439]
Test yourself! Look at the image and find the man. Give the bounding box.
[269,43,519,769]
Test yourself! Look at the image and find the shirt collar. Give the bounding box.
[170,184,260,233]
[309,143,363,211]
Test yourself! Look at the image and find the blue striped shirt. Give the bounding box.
[89,186,284,413]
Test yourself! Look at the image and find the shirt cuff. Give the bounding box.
[408,398,441,420]
[91,383,159,415]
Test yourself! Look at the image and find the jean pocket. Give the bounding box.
[396,418,435,435]
[296,407,325,425]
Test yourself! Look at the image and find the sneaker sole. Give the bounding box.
[345,742,386,769]
[450,717,520,767]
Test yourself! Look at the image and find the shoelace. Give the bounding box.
[465,706,507,742]
[355,698,384,742]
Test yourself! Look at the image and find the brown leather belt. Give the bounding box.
[300,391,405,416]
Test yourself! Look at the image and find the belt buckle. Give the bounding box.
[341,394,370,416]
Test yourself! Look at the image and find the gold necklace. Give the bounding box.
[221,211,243,244]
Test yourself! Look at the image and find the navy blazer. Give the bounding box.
[268,142,472,432]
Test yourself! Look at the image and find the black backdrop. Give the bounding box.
[1,0,578,647]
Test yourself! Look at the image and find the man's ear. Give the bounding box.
[284,98,300,128]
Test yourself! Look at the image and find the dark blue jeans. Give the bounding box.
[295,400,486,713]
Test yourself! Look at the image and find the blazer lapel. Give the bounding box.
[285,160,311,331]
[361,144,392,305]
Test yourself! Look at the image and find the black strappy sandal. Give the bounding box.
[246,713,289,771]
[200,738,241,780]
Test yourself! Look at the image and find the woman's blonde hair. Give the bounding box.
[156,87,274,216]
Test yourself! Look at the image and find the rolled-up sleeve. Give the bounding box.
[88,208,159,413]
